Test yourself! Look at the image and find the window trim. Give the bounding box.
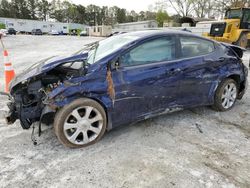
[119,35,178,68]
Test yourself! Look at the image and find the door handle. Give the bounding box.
[204,57,225,63]
[204,58,214,63]
[218,57,225,62]
[166,68,181,75]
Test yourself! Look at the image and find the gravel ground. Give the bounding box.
[0,35,249,188]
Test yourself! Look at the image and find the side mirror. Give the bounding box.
[110,57,120,70]
[114,59,120,68]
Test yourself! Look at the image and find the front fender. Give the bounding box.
[49,88,114,130]
[48,76,113,109]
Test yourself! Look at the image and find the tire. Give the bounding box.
[236,33,248,48]
[54,98,107,148]
[212,79,238,111]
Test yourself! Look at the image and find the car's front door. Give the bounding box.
[110,36,183,126]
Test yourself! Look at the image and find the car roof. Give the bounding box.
[117,29,215,44]
[120,29,196,38]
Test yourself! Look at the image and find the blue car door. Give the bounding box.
[177,35,220,106]
[110,36,183,126]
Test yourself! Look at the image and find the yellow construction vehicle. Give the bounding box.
[202,7,250,48]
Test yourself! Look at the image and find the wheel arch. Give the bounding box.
[53,93,113,131]
[84,96,111,130]
[53,96,109,148]
[212,77,238,111]
[209,74,241,104]
[78,96,112,130]
[225,74,245,99]
[227,74,240,86]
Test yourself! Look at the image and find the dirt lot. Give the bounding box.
[0,35,249,188]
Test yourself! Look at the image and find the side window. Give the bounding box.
[180,37,215,58]
[242,11,250,29]
[243,11,250,22]
[121,37,176,66]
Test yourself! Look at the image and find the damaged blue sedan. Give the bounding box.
[6,30,248,148]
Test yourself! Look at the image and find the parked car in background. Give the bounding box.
[8,28,16,35]
[49,30,60,35]
[0,29,7,37]
[70,29,78,36]
[31,29,42,35]
[80,30,87,36]
[5,30,248,148]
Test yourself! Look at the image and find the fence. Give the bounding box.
[112,27,210,36]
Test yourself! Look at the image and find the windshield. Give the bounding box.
[86,35,140,64]
[225,9,242,19]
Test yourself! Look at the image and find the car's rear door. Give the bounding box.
[177,35,219,106]
[110,35,183,126]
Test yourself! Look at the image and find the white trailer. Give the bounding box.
[113,20,158,33]
[0,17,87,34]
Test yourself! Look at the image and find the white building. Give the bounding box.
[88,25,112,37]
[113,20,158,32]
[0,17,87,34]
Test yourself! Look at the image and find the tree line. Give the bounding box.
[0,0,248,27]
[0,0,158,26]
[164,0,250,18]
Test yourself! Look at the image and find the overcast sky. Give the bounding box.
[67,0,160,12]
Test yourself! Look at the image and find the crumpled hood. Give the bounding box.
[9,52,88,91]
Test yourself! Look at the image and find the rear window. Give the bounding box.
[180,37,215,58]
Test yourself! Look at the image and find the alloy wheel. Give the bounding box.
[221,83,237,109]
[63,106,103,145]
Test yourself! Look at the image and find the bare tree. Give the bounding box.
[194,0,209,18]
[214,0,250,10]
[165,0,195,16]
[211,0,249,18]
[154,0,167,11]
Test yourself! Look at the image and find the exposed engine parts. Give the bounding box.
[7,62,83,129]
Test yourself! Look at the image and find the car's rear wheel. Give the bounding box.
[54,98,107,148]
[212,79,238,111]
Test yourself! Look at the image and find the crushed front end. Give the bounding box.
[5,53,89,129]
[6,77,59,129]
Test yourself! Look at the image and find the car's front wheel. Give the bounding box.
[213,79,238,111]
[54,98,107,148]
